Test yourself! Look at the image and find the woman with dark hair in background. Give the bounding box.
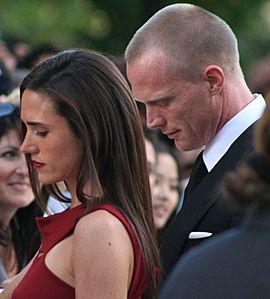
[0,103,41,286]
[143,125,181,246]
[1,49,159,299]
[152,142,181,245]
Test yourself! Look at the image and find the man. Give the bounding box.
[125,3,266,278]
[158,108,270,299]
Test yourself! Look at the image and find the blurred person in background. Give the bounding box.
[143,126,159,190]
[0,89,19,105]
[0,42,16,77]
[0,59,12,96]
[0,103,41,285]
[248,53,270,99]
[152,143,181,245]
[0,39,28,93]
[144,126,181,245]
[3,35,31,67]
[0,90,69,216]
[19,43,59,70]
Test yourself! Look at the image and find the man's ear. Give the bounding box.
[203,65,224,95]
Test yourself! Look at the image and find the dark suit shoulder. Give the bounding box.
[159,226,270,299]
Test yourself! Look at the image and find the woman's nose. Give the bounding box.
[20,138,38,154]
[155,184,169,202]
[20,138,29,154]
[15,156,29,176]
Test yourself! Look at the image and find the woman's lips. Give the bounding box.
[32,161,45,169]
[153,206,167,218]
[8,182,31,192]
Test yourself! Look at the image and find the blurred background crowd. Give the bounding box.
[1,0,270,100]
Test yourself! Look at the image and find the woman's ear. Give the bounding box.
[203,65,224,95]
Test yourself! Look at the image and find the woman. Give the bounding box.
[151,143,181,244]
[143,127,181,245]
[0,103,40,284]
[2,49,159,299]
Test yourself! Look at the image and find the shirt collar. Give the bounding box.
[203,94,266,171]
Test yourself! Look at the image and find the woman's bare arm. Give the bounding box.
[72,210,134,299]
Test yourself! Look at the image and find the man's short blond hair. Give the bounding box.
[125,3,242,81]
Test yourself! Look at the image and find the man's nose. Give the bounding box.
[146,106,165,129]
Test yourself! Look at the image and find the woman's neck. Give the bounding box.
[0,239,18,278]
[0,205,17,228]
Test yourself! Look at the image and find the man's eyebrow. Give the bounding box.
[135,95,174,104]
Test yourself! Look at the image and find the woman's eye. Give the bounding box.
[34,131,48,137]
[154,178,160,186]
[170,184,180,192]
[1,150,19,159]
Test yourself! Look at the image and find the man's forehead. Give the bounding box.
[127,50,167,75]
[128,72,172,102]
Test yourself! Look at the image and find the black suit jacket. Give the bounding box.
[160,123,256,277]
[158,203,270,299]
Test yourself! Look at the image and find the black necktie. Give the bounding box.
[183,151,208,200]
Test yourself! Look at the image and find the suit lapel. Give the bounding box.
[160,123,256,274]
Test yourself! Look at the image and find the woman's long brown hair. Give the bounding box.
[20,49,160,298]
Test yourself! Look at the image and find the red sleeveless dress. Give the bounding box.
[12,204,148,299]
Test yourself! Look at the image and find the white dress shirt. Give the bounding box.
[178,94,265,211]
[203,94,266,171]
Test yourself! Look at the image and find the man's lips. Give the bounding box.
[164,130,180,139]
[32,161,45,169]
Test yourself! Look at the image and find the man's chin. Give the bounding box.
[174,139,185,150]
[174,139,193,151]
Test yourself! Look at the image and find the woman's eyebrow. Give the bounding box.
[24,121,47,127]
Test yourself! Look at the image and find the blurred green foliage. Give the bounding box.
[0,0,270,73]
